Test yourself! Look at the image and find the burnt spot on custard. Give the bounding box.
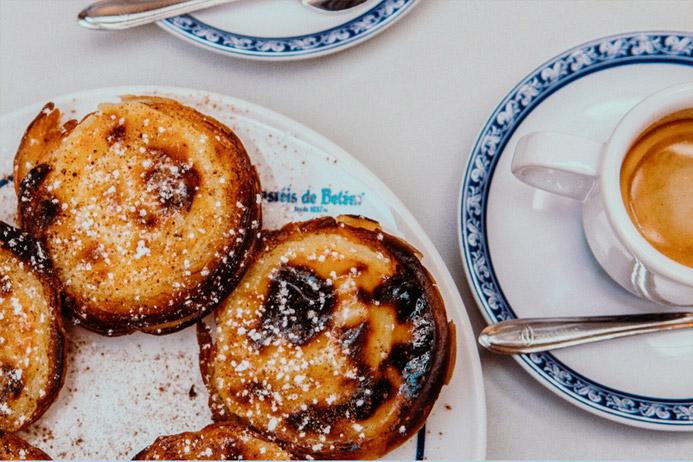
[349,376,395,420]
[285,375,395,432]
[128,206,159,228]
[0,274,12,295]
[106,124,126,145]
[377,244,439,399]
[351,266,436,398]
[141,214,158,228]
[18,164,61,237]
[373,272,426,323]
[257,265,336,347]
[380,273,435,393]
[81,243,102,263]
[0,220,53,277]
[33,198,60,230]
[0,365,24,403]
[339,322,368,356]
[144,149,200,213]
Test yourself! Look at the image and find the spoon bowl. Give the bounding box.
[78,0,369,30]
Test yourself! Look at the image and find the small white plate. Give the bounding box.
[156,0,418,60]
[0,86,486,458]
[459,31,693,431]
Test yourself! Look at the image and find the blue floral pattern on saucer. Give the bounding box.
[159,0,416,59]
[460,31,693,427]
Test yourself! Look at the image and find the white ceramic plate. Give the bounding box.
[156,0,418,60]
[459,31,693,431]
[0,86,486,458]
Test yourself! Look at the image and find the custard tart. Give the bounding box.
[0,222,65,432]
[0,432,51,460]
[14,96,261,336]
[199,215,454,459]
[133,421,292,460]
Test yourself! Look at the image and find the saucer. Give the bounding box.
[156,0,418,60]
[458,31,693,431]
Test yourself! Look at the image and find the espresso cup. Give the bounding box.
[511,82,693,306]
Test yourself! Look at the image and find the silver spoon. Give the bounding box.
[478,312,693,354]
[78,0,369,30]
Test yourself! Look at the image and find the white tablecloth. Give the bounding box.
[1,0,692,458]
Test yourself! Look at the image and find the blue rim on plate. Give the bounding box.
[158,0,417,59]
[459,31,693,428]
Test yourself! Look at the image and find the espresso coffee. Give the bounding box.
[620,109,693,268]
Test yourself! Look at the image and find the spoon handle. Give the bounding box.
[78,0,235,30]
[478,312,693,354]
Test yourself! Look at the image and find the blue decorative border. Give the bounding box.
[159,0,416,59]
[460,32,693,427]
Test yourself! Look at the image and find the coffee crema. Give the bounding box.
[620,109,693,268]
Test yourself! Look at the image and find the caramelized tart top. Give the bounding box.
[0,431,52,460]
[133,421,292,460]
[14,96,261,335]
[200,215,454,459]
[0,222,64,432]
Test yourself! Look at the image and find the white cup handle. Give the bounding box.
[511,132,605,201]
